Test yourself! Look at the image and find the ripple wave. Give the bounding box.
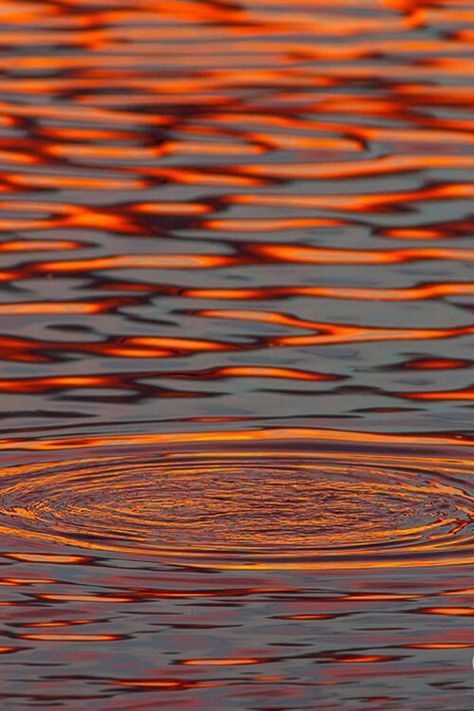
[1,439,473,570]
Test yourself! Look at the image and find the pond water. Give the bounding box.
[0,0,473,708]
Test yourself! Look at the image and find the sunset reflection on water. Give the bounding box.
[0,0,473,708]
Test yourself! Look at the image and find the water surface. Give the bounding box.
[0,0,473,708]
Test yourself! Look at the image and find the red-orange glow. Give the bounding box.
[20,633,124,641]
[114,679,220,689]
[10,174,144,190]
[94,345,174,359]
[0,300,124,316]
[0,577,55,586]
[128,337,228,352]
[39,126,139,141]
[135,201,210,215]
[384,228,448,240]
[186,288,263,300]
[229,185,474,212]
[406,643,474,649]
[238,155,474,180]
[36,254,233,272]
[250,131,358,151]
[48,143,157,161]
[418,607,474,616]
[218,366,336,381]
[22,620,95,628]
[63,210,134,233]
[5,554,90,564]
[181,657,263,666]
[206,218,341,232]
[0,336,50,363]
[0,376,108,393]
[403,389,474,401]
[280,614,340,620]
[403,359,469,370]
[164,140,265,156]
[344,593,419,601]
[331,655,395,664]
[253,244,474,265]
[40,594,131,603]
[147,167,264,186]
[199,308,473,348]
[0,150,36,165]
[1,427,472,454]
[445,588,474,596]
[184,283,474,302]
[0,240,79,252]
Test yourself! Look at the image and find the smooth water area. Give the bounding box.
[0,0,473,708]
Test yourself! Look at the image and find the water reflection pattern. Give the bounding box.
[0,0,473,708]
[0,0,472,432]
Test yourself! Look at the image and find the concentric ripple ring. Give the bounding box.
[1,438,473,570]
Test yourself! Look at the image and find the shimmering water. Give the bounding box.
[0,0,473,708]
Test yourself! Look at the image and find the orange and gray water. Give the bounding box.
[0,0,473,708]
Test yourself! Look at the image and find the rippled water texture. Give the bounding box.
[2,436,474,571]
[0,0,473,708]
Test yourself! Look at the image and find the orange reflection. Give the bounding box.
[402,358,470,370]
[230,183,474,212]
[40,593,132,603]
[0,240,79,252]
[403,389,474,401]
[280,614,341,620]
[114,679,220,689]
[206,218,342,232]
[418,607,474,616]
[36,254,234,272]
[0,299,129,316]
[1,426,472,453]
[407,643,474,649]
[185,283,474,302]
[0,577,55,586]
[5,554,90,564]
[238,155,474,180]
[181,657,264,666]
[218,366,338,381]
[20,633,124,641]
[344,593,419,601]
[331,654,396,664]
[10,174,144,190]
[128,337,228,352]
[135,201,210,215]
[199,308,473,348]
[253,244,474,265]
[20,620,95,628]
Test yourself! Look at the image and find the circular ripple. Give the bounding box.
[1,442,473,569]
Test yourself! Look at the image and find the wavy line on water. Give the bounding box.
[1,426,472,453]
